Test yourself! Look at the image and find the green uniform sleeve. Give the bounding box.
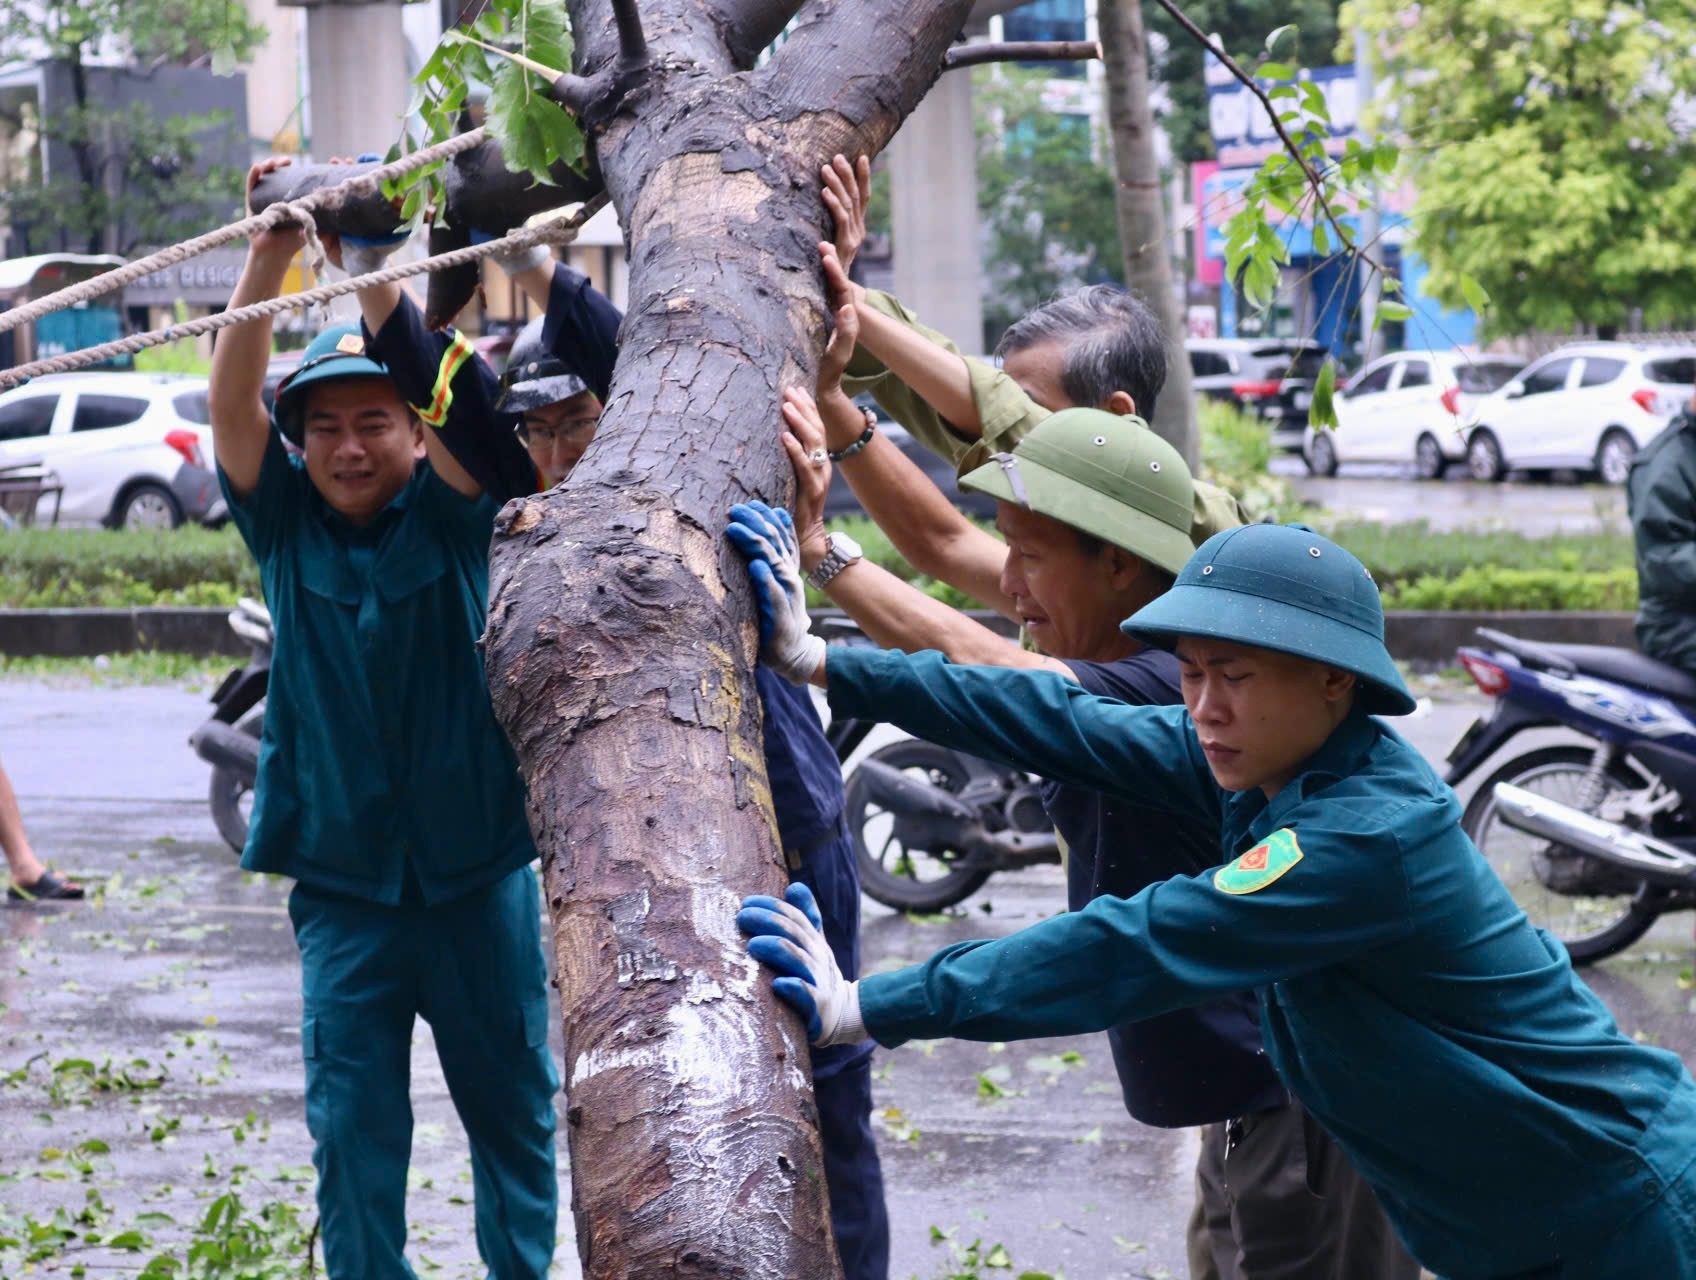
[825,646,1221,822]
[218,430,302,564]
[842,290,1048,477]
[1630,423,1696,602]
[859,812,1416,1048]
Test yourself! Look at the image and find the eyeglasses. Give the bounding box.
[517,417,599,449]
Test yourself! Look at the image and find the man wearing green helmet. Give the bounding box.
[205,158,557,1280]
[733,520,1696,1279]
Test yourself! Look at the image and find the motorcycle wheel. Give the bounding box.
[208,707,264,855]
[845,739,993,913]
[1461,745,1662,964]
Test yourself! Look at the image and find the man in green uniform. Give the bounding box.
[1628,392,1696,672]
[733,513,1696,1279]
[206,158,557,1279]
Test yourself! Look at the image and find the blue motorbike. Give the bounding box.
[1445,627,1696,963]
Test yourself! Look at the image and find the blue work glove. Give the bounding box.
[737,883,864,1047]
[726,501,826,684]
[470,226,553,276]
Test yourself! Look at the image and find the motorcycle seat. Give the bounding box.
[1535,643,1696,705]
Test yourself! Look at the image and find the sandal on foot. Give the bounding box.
[7,869,85,901]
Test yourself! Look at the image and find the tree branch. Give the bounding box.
[1147,0,1383,273]
[550,0,651,123]
[943,40,1101,70]
[758,0,978,160]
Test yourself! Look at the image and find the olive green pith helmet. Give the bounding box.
[959,408,1196,576]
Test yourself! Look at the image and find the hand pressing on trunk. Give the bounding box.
[737,883,865,1046]
[726,500,826,685]
[821,152,872,292]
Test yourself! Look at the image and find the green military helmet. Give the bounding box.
[271,324,396,446]
[1122,522,1415,716]
[959,407,1195,577]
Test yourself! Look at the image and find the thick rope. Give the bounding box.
[0,193,608,392]
[0,127,491,339]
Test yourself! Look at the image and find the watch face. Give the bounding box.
[833,532,863,559]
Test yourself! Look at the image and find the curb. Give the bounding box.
[0,606,1641,667]
[0,608,245,658]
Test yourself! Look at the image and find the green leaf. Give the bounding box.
[1257,61,1294,81]
[1376,299,1413,323]
[1309,359,1337,430]
[1459,274,1491,313]
[1264,24,1296,53]
[208,42,239,77]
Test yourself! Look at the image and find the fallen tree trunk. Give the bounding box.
[479,0,975,1274]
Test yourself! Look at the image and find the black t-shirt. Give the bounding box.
[1049,650,1287,1127]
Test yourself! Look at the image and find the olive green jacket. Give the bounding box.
[842,290,1251,543]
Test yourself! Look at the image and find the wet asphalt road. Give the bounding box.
[1270,454,1631,536]
[2,678,1693,1279]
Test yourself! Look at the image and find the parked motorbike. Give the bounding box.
[822,621,1060,913]
[1445,626,1696,963]
[189,597,271,854]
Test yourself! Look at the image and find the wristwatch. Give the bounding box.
[806,531,864,590]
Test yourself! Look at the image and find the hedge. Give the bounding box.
[0,478,1641,617]
[0,526,258,608]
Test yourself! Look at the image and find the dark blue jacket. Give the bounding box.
[363,268,845,851]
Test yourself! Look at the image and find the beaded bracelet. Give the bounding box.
[828,409,878,462]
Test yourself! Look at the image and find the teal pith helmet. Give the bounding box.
[271,324,395,445]
[1122,522,1415,716]
[958,408,1196,576]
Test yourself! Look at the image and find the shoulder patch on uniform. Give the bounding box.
[335,332,366,355]
[1214,828,1304,895]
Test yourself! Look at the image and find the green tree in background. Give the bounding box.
[1145,0,1341,163]
[0,0,266,257]
[1357,0,1696,335]
[975,67,1124,341]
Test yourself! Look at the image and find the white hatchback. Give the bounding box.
[1303,350,1525,479]
[1462,343,1696,484]
[0,372,222,528]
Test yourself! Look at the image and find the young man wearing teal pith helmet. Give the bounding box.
[206,158,557,1279]
[730,516,1696,1280]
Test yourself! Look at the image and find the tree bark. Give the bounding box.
[480,1,974,1275]
[1097,0,1198,468]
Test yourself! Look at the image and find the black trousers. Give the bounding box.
[1186,1100,1424,1280]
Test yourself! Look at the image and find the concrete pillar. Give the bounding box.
[887,70,985,354]
[305,3,411,161]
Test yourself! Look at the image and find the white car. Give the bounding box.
[1462,343,1696,484]
[0,372,223,528]
[1303,350,1525,480]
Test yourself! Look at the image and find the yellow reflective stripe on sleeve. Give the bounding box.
[412,332,476,429]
